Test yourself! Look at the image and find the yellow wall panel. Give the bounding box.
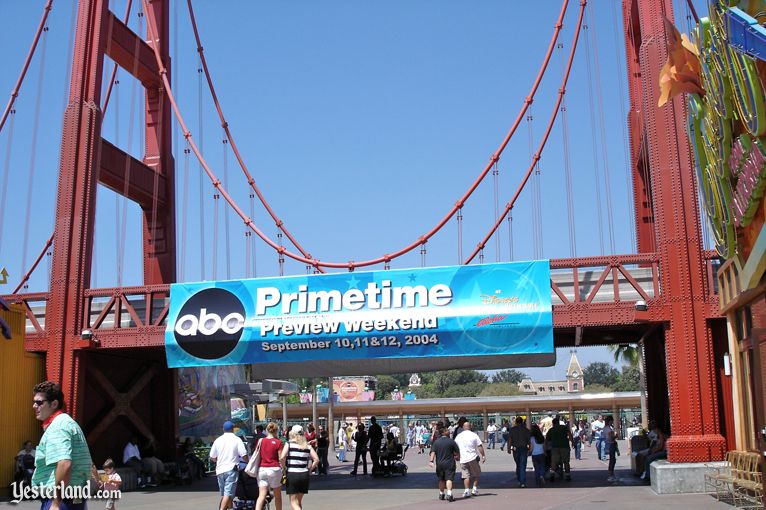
[0,304,44,498]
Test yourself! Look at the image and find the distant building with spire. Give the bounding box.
[518,350,585,396]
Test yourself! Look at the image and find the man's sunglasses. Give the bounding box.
[33,399,48,406]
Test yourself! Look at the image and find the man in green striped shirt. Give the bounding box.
[31,381,93,510]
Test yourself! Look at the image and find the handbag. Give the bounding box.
[244,441,262,478]
[281,470,288,486]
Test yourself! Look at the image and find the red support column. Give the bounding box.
[45,0,110,416]
[622,0,655,253]
[623,0,725,461]
[142,0,176,285]
[45,0,176,422]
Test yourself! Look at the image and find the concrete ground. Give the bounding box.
[6,440,732,509]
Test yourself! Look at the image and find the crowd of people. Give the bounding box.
[18,381,666,510]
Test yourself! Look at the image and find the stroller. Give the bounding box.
[380,444,408,477]
[233,469,273,510]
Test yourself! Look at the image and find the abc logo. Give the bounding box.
[174,288,245,359]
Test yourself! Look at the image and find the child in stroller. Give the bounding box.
[233,469,274,510]
[379,433,408,477]
[14,441,35,488]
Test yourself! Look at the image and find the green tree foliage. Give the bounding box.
[612,365,641,391]
[491,369,528,384]
[442,381,488,398]
[479,382,522,397]
[424,370,488,395]
[375,375,401,399]
[583,362,620,388]
[582,383,613,393]
[608,344,640,367]
[371,370,489,398]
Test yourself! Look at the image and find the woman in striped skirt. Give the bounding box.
[280,425,319,510]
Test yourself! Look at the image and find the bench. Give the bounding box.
[703,450,762,507]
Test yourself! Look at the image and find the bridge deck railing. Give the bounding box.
[3,252,723,344]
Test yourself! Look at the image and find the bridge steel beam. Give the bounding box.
[622,0,726,462]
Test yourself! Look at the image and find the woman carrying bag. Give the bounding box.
[280,425,319,510]
[246,422,284,510]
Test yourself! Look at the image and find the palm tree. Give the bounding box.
[609,343,648,429]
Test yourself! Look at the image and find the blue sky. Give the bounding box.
[0,0,706,379]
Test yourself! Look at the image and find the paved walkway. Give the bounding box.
[7,441,731,509]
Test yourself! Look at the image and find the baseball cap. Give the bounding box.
[290,425,304,434]
[223,421,234,432]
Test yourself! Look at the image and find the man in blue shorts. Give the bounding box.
[429,424,460,502]
[210,421,247,510]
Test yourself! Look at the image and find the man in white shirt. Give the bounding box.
[389,423,401,443]
[210,421,247,510]
[486,422,497,449]
[123,437,146,488]
[454,422,486,498]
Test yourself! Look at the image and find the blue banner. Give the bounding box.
[165,261,554,375]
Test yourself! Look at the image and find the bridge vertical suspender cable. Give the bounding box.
[0,109,15,255]
[197,56,206,280]
[212,192,219,280]
[249,192,256,277]
[173,0,181,278]
[113,75,122,285]
[492,161,500,262]
[587,3,616,254]
[20,24,49,282]
[102,0,133,114]
[456,206,463,264]
[527,107,537,257]
[582,11,605,256]
[222,131,231,279]
[507,213,514,261]
[180,144,191,281]
[527,106,544,259]
[558,41,577,258]
[147,88,165,285]
[609,0,636,253]
[118,7,145,287]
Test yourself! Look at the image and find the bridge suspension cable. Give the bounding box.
[464,0,587,264]
[185,0,319,270]
[12,233,54,294]
[0,0,53,136]
[148,0,574,270]
[20,23,49,282]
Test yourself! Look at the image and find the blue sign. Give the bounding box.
[165,261,554,376]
